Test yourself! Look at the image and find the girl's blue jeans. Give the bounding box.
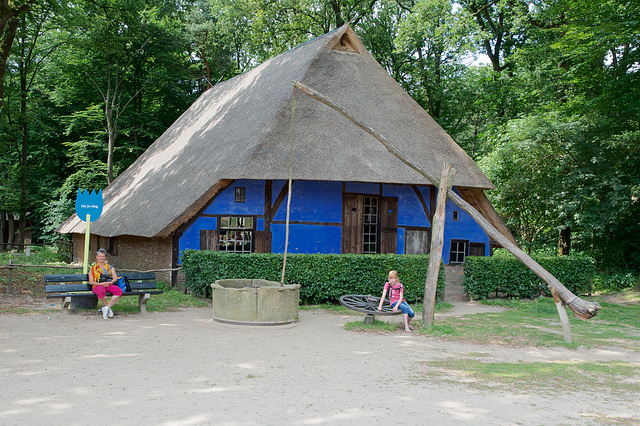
[391,301,415,318]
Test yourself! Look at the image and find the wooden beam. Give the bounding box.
[551,287,573,343]
[411,185,432,224]
[422,163,455,327]
[292,80,600,320]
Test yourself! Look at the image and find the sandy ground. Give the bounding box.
[1,300,639,426]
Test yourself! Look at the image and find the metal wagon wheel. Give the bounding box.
[339,294,398,316]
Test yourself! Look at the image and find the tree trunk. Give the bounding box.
[7,213,15,249]
[558,227,571,256]
[106,101,116,183]
[0,1,33,109]
[558,226,571,256]
[0,209,6,250]
[18,30,28,248]
[329,0,344,28]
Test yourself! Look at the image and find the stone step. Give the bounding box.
[443,265,469,302]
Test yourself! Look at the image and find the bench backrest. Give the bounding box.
[44,272,156,283]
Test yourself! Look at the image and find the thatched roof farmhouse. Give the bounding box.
[59,24,513,285]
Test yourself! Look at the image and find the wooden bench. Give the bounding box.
[45,272,163,313]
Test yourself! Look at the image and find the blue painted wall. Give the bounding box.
[205,179,264,216]
[271,224,342,253]
[179,216,217,257]
[442,188,491,263]
[179,179,491,263]
[382,184,431,228]
[272,180,342,223]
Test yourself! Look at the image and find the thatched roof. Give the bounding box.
[58,24,496,239]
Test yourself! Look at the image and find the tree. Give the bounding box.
[394,0,474,120]
[53,0,190,184]
[0,1,60,248]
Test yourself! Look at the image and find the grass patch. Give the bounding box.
[342,302,451,332]
[299,303,353,314]
[422,358,640,394]
[420,297,640,350]
[1,265,80,297]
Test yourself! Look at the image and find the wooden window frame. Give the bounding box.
[235,187,246,203]
[218,216,254,253]
[449,239,468,264]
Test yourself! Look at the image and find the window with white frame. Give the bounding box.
[218,217,254,253]
[363,196,378,254]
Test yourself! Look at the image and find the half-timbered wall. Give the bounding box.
[178,179,491,263]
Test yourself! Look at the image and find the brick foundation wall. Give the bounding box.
[71,233,174,283]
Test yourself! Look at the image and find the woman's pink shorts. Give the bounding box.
[93,284,123,299]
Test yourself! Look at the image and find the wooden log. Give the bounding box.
[422,163,456,328]
[551,287,573,344]
[292,80,600,320]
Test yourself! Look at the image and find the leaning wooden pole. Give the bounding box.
[423,163,456,328]
[292,80,600,321]
[551,288,573,343]
[281,90,297,286]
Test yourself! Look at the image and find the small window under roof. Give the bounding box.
[332,32,360,54]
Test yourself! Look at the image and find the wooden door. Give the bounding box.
[254,231,272,253]
[380,197,398,254]
[342,193,363,254]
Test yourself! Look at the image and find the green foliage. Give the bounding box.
[0,0,638,273]
[0,247,70,265]
[462,254,595,300]
[593,271,639,293]
[181,250,445,304]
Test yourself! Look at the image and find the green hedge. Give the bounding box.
[181,250,445,304]
[462,255,595,300]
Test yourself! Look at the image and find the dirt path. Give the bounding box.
[1,300,638,425]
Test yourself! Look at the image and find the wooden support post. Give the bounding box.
[139,293,151,314]
[291,80,600,321]
[422,163,456,328]
[364,314,375,325]
[551,288,573,344]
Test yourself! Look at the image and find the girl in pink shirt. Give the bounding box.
[377,270,415,332]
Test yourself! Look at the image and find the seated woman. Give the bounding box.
[88,248,122,319]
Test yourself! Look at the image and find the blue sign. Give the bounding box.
[75,189,103,222]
